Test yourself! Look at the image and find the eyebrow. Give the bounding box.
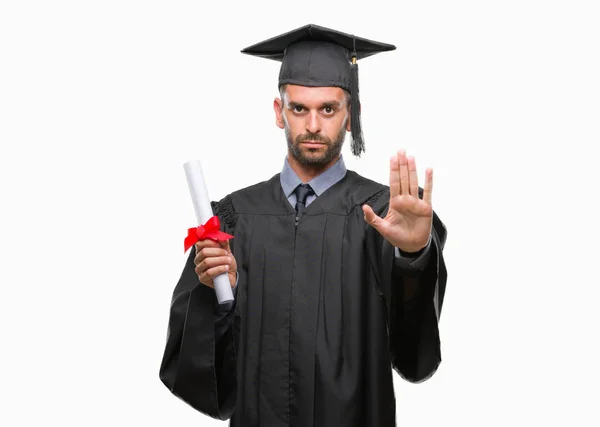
[287,100,342,109]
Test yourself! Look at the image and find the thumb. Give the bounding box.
[220,239,232,253]
[362,204,386,232]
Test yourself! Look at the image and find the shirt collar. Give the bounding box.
[280,154,347,198]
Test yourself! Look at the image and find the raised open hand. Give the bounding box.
[362,149,433,253]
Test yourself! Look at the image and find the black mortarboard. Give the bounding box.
[241,24,396,157]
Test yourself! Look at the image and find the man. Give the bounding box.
[159,24,448,427]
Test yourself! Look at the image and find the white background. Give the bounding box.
[1,0,599,426]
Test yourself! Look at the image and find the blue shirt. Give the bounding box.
[280,154,347,210]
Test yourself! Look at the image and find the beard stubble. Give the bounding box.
[285,121,347,167]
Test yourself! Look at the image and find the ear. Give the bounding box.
[273,97,285,129]
[346,101,361,131]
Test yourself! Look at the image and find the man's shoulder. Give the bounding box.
[344,169,389,203]
[232,173,280,198]
[213,173,282,214]
[346,169,387,190]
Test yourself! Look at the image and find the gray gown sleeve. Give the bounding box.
[365,187,448,383]
[158,196,238,420]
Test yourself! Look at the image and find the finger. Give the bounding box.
[398,149,409,195]
[197,269,215,288]
[362,204,389,234]
[196,267,215,288]
[219,239,232,254]
[389,154,400,198]
[194,247,229,265]
[198,255,232,272]
[204,264,231,280]
[195,239,221,253]
[422,167,433,205]
[407,155,418,197]
[198,276,214,288]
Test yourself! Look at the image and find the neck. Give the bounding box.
[287,152,340,183]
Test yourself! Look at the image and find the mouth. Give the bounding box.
[301,141,325,148]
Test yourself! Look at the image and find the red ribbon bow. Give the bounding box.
[184,216,234,252]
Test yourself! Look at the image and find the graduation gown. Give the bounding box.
[159,170,448,427]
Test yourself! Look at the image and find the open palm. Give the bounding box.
[362,150,433,253]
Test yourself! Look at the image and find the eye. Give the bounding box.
[293,105,304,113]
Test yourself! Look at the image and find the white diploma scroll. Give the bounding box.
[183,160,234,304]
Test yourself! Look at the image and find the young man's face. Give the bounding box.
[274,84,351,167]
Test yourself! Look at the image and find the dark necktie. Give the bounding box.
[294,183,315,215]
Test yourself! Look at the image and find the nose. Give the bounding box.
[305,111,321,134]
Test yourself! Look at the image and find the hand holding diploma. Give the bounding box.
[193,238,237,295]
[183,160,235,304]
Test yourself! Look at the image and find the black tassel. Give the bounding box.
[350,56,365,157]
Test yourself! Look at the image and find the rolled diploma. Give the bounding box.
[183,160,234,304]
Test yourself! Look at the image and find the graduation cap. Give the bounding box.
[241,24,396,157]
